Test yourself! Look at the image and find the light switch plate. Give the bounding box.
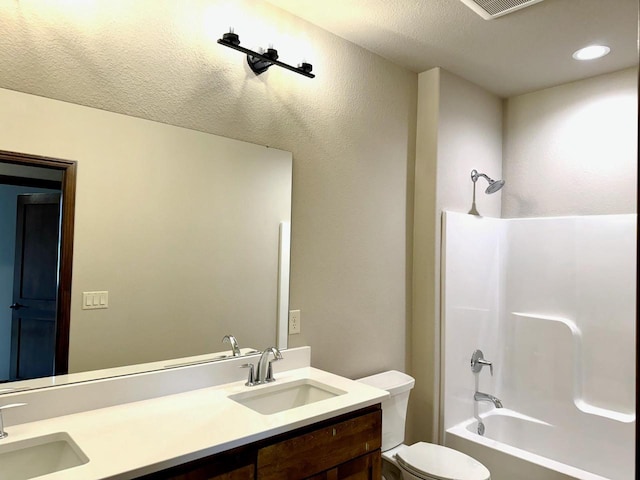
[82,291,109,310]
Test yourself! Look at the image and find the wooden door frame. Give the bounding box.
[0,149,76,375]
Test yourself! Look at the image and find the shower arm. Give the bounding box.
[471,170,492,183]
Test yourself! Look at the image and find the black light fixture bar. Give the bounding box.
[218,31,315,79]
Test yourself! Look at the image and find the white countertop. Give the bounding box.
[3,366,387,480]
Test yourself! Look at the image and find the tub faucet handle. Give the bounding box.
[471,349,493,376]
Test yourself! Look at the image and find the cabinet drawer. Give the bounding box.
[156,464,254,480]
[257,410,382,480]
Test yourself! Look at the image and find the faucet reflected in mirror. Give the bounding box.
[0,403,26,439]
[222,335,241,357]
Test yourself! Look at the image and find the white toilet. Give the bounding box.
[357,370,490,480]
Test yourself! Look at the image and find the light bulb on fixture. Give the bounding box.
[572,45,611,61]
[222,27,240,46]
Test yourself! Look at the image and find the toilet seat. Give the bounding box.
[395,442,490,480]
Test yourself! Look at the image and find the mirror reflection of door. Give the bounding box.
[9,193,61,380]
[0,154,75,383]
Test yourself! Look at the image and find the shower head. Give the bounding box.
[485,178,505,194]
[471,169,505,194]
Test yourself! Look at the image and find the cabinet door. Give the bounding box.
[306,451,381,480]
[257,410,381,480]
[135,446,255,480]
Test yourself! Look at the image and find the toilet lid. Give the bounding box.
[395,442,490,480]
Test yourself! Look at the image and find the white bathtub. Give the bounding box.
[445,409,634,480]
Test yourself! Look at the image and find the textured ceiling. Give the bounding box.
[265,0,639,97]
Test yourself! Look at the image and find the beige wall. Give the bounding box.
[410,68,440,444]
[411,68,502,443]
[437,70,503,219]
[503,67,638,217]
[0,1,417,377]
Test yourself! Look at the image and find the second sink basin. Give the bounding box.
[0,432,89,480]
[229,378,347,415]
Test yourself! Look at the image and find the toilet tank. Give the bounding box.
[357,370,415,451]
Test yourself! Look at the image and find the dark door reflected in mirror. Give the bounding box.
[9,192,61,380]
[0,153,76,385]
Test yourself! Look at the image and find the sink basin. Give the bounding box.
[0,432,89,480]
[229,379,347,415]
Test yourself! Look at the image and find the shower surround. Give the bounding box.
[441,211,636,480]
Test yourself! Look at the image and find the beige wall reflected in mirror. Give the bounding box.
[0,88,292,387]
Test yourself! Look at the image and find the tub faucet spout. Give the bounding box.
[474,391,503,408]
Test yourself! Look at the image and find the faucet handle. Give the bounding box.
[240,363,255,386]
[471,349,493,376]
[478,358,493,376]
[0,403,27,439]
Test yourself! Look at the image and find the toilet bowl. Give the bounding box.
[357,370,490,480]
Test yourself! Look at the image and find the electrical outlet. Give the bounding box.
[289,310,301,335]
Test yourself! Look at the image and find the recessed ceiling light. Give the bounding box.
[572,45,611,61]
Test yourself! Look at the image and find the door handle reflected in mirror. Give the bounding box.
[9,303,27,310]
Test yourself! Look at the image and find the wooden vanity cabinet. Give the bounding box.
[135,405,381,480]
[257,407,381,479]
[136,444,255,480]
[305,452,381,480]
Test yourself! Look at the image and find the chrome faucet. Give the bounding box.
[474,391,503,408]
[222,334,241,356]
[256,347,283,384]
[0,403,27,439]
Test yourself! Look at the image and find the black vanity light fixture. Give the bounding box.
[217,29,315,79]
